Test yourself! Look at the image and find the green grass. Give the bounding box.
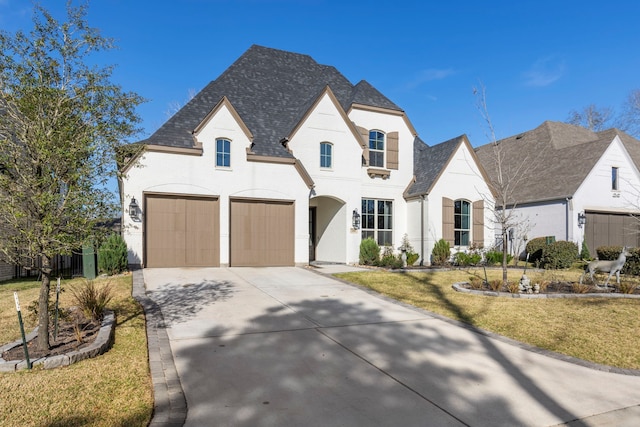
[0,274,153,427]
[335,268,640,370]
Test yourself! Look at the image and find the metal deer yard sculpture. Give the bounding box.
[580,247,631,289]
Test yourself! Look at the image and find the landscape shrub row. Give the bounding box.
[359,235,419,268]
[525,238,579,269]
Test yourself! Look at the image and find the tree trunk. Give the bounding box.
[502,230,508,286]
[36,254,52,351]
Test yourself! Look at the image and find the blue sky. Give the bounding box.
[1,0,639,149]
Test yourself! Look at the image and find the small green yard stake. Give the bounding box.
[54,277,61,339]
[14,292,32,369]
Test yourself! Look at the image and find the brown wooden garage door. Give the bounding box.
[145,194,220,267]
[230,199,294,267]
[585,211,640,253]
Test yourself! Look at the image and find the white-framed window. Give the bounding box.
[454,199,470,246]
[612,166,619,191]
[320,142,332,168]
[369,130,385,168]
[361,198,393,246]
[216,138,231,167]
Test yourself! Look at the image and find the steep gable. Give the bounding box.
[405,135,463,198]
[139,45,401,158]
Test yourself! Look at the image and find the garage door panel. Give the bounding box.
[231,200,294,267]
[586,212,640,254]
[146,195,219,268]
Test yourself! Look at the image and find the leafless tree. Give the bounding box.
[567,89,640,138]
[566,104,615,131]
[474,84,542,285]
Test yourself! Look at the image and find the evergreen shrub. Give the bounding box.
[431,239,450,266]
[98,233,128,275]
[359,238,380,265]
[540,241,578,269]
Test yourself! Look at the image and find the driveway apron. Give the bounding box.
[143,267,640,427]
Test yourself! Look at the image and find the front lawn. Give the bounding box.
[335,268,640,370]
[0,274,153,427]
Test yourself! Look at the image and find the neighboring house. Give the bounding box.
[475,121,640,255]
[119,45,494,267]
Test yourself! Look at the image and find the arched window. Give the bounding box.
[320,142,332,168]
[454,199,470,246]
[369,130,385,168]
[216,138,231,167]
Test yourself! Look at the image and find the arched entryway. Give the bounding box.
[309,196,347,263]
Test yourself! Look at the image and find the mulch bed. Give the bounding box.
[2,307,100,360]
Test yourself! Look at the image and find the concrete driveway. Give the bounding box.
[142,266,640,427]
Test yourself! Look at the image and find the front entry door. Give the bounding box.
[309,207,316,262]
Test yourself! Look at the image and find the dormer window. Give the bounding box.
[612,167,619,191]
[369,130,385,168]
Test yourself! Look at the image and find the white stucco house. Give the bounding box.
[119,45,494,268]
[475,121,640,255]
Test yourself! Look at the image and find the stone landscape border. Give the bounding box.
[452,282,640,299]
[0,309,115,372]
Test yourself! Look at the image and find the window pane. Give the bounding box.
[378,231,393,246]
[612,167,619,190]
[362,230,374,240]
[460,231,469,246]
[362,199,374,214]
[370,152,384,168]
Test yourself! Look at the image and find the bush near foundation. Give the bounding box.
[540,241,578,269]
[359,238,380,265]
[526,237,548,264]
[431,239,450,266]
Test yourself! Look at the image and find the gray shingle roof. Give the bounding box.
[139,45,403,157]
[405,135,464,197]
[474,121,640,205]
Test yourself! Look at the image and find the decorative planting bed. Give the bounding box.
[0,309,115,371]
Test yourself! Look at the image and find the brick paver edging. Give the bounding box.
[0,310,115,372]
[131,268,187,427]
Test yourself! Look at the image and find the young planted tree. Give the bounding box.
[473,85,542,286]
[0,3,143,350]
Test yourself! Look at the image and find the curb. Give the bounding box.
[132,268,187,427]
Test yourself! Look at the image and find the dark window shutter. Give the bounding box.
[442,197,454,245]
[387,131,399,170]
[356,126,370,166]
[473,200,484,247]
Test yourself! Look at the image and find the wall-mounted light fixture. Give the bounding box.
[578,212,586,227]
[129,197,141,221]
[352,208,361,230]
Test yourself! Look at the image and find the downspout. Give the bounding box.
[565,197,572,241]
[420,194,428,265]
